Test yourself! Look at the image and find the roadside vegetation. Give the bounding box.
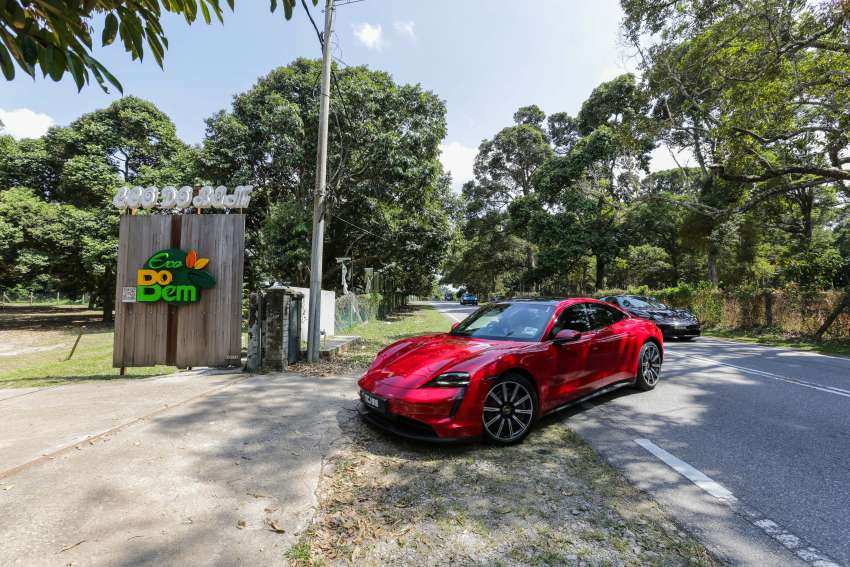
[591,283,850,356]
[292,304,450,376]
[443,1,850,343]
[0,305,169,389]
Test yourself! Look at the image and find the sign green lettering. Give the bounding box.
[135,248,214,305]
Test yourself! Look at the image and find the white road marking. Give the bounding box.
[635,438,737,501]
[431,303,469,323]
[668,353,850,399]
[636,439,843,567]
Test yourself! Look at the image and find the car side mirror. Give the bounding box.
[451,322,460,331]
[553,329,581,344]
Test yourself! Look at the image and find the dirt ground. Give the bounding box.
[288,410,720,567]
[0,304,106,357]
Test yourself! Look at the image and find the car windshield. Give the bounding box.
[625,296,667,309]
[451,303,555,341]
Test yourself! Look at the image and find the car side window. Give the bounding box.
[586,303,626,330]
[549,304,591,336]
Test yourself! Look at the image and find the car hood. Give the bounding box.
[361,333,519,389]
[628,308,696,320]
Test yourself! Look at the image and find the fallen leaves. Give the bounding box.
[268,520,286,534]
[59,540,87,553]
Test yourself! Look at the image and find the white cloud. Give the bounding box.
[0,108,54,139]
[440,141,478,192]
[393,20,416,41]
[353,22,384,50]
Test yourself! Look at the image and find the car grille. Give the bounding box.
[361,407,439,439]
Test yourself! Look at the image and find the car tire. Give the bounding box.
[482,373,537,445]
[634,341,662,391]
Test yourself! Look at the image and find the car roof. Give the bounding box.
[494,297,603,307]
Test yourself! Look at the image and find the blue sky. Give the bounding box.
[0,0,674,189]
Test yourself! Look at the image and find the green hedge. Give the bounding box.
[595,284,850,338]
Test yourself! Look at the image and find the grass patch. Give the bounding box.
[0,329,171,389]
[0,304,171,389]
[703,329,850,358]
[290,304,450,376]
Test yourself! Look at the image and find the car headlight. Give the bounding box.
[423,372,470,387]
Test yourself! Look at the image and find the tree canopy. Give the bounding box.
[200,58,452,295]
[0,0,317,92]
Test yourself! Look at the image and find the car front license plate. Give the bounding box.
[360,390,387,414]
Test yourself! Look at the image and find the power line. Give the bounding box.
[301,0,359,191]
[330,213,390,241]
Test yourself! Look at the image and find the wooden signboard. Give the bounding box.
[113,214,245,368]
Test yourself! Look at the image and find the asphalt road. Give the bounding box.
[431,301,849,567]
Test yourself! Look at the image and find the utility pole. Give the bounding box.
[307,0,335,362]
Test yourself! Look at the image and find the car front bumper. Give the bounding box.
[656,322,701,338]
[357,383,481,441]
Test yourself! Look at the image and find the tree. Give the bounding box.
[464,106,554,282]
[0,96,194,321]
[623,0,850,210]
[199,58,452,295]
[625,170,697,284]
[535,74,654,289]
[0,0,317,92]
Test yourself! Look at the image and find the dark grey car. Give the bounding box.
[601,295,701,340]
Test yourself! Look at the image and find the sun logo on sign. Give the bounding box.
[137,249,216,304]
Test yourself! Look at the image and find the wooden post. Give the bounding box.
[65,326,86,361]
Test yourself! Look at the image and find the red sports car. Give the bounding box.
[358,298,664,445]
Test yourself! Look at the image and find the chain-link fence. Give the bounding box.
[1,289,91,307]
[335,292,410,334]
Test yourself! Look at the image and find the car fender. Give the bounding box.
[627,322,664,377]
[459,345,551,410]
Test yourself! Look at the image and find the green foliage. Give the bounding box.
[0,96,193,321]
[200,59,452,295]
[0,0,317,92]
[781,248,845,290]
[448,2,850,312]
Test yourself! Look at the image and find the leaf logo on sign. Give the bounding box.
[136,249,215,304]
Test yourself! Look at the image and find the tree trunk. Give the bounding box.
[795,187,814,247]
[595,256,606,291]
[101,270,114,324]
[815,289,850,341]
[707,245,719,285]
[525,244,535,270]
[670,250,680,285]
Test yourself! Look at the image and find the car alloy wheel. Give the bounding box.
[635,342,662,390]
[482,376,535,444]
